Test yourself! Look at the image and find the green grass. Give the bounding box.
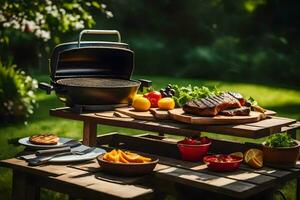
[0,74,299,199]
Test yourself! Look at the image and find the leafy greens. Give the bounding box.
[264,133,295,148]
[172,85,222,107]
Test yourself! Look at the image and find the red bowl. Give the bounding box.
[177,140,211,162]
[203,154,243,172]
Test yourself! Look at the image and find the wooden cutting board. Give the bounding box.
[149,108,170,120]
[115,107,156,121]
[168,108,266,125]
[115,107,170,121]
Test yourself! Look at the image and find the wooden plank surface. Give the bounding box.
[55,170,154,199]
[50,108,299,138]
[2,132,300,200]
[156,167,259,199]
[0,158,74,177]
[1,158,156,200]
[169,108,264,125]
[115,107,156,121]
[149,108,170,120]
[106,134,298,199]
[107,133,297,182]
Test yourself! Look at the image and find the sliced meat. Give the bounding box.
[227,92,246,106]
[219,107,251,116]
[183,94,241,117]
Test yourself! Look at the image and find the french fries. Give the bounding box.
[103,149,152,163]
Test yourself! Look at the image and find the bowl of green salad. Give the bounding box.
[262,133,300,166]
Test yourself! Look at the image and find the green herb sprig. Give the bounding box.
[264,133,295,148]
[172,85,222,107]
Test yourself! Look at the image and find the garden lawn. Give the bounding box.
[0,75,299,200]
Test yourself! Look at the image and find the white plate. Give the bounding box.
[50,146,106,163]
[18,137,80,149]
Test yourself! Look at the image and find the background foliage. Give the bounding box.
[1,0,299,85]
[97,0,299,85]
[0,62,38,121]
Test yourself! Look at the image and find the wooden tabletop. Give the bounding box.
[1,149,299,199]
[0,158,158,200]
[50,107,299,139]
[2,133,300,200]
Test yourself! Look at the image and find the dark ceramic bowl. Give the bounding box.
[262,140,300,166]
[97,154,159,176]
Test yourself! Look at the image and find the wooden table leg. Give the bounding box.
[83,121,97,146]
[297,178,300,200]
[158,132,165,137]
[12,170,40,200]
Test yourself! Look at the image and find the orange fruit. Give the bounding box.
[244,148,263,168]
[158,97,175,110]
[132,97,151,111]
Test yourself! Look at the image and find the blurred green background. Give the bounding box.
[1,0,300,199]
[2,0,300,85]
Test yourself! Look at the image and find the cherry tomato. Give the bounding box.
[143,91,162,108]
[200,137,210,144]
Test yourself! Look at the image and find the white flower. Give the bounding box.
[25,76,32,83]
[3,22,10,27]
[35,29,51,41]
[59,8,66,15]
[106,11,113,18]
[74,21,84,30]
[27,91,34,97]
[32,80,38,89]
[0,12,5,22]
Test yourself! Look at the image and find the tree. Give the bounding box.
[0,0,112,43]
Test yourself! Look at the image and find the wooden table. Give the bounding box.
[1,107,300,200]
[1,133,300,200]
[49,107,300,146]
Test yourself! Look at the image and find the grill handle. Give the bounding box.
[38,82,54,94]
[78,29,121,47]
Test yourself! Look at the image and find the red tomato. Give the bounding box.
[143,91,162,108]
[182,138,196,145]
[200,137,210,144]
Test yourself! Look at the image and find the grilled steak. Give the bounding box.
[220,107,250,116]
[183,93,242,116]
[227,92,246,106]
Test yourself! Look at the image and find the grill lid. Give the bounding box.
[49,30,134,81]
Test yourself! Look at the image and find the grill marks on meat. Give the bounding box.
[227,92,246,106]
[183,92,247,117]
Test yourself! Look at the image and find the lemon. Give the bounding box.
[230,152,244,159]
[132,97,151,111]
[244,148,263,168]
[133,94,143,100]
[247,155,263,168]
[158,97,175,110]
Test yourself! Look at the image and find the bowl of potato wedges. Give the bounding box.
[97,149,159,176]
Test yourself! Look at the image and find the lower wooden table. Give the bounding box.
[1,133,300,200]
[2,108,300,199]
